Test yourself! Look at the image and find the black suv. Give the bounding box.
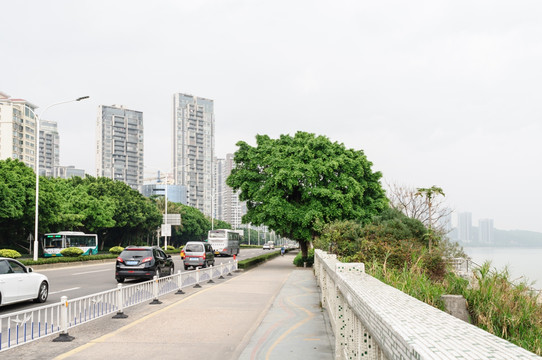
[115,246,174,283]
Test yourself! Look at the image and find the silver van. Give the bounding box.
[183,241,215,270]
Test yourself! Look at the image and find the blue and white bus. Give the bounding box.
[42,231,99,257]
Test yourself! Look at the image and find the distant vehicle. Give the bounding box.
[115,246,174,283]
[183,242,215,270]
[43,231,98,257]
[0,258,49,306]
[207,229,240,256]
[262,241,275,250]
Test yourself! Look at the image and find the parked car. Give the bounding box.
[115,246,174,283]
[0,257,49,306]
[262,241,275,250]
[183,242,215,270]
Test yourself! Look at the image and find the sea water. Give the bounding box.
[464,247,542,290]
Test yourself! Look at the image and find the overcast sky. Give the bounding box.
[2,0,541,233]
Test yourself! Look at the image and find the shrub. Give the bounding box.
[60,247,84,257]
[293,248,314,267]
[163,245,175,251]
[109,246,124,255]
[237,250,280,269]
[0,249,22,259]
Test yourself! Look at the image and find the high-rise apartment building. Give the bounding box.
[0,92,38,169]
[214,154,246,228]
[39,119,59,177]
[96,105,144,190]
[478,218,494,244]
[172,94,214,216]
[457,212,472,243]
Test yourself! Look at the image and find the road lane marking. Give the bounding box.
[71,269,110,275]
[49,287,81,295]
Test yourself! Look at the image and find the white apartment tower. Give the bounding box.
[172,94,214,216]
[457,212,472,244]
[96,105,144,190]
[0,92,38,169]
[478,218,494,244]
[39,119,59,177]
[214,153,246,228]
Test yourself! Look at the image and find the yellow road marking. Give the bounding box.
[264,292,315,360]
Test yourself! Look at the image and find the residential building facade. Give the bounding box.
[478,218,495,244]
[0,91,38,169]
[214,153,246,229]
[457,212,472,244]
[96,105,144,190]
[172,93,214,216]
[39,119,59,176]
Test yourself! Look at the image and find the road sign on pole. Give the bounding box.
[161,224,171,237]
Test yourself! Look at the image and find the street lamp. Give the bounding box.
[31,96,89,260]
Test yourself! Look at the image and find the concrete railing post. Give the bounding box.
[175,270,185,294]
[194,268,202,288]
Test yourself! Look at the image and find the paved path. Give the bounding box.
[3,251,334,360]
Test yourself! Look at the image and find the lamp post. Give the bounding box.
[31,96,89,261]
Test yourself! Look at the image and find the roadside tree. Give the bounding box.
[226,131,388,258]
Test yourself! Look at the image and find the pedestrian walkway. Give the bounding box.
[2,251,334,360]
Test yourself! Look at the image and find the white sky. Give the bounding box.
[2,0,541,232]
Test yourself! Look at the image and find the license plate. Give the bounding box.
[126,260,138,265]
[190,257,199,261]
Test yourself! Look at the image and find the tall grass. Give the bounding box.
[365,258,542,355]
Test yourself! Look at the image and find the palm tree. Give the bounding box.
[415,186,445,250]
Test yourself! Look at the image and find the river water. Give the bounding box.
[463,247,542,290]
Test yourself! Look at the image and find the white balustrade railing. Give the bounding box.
[0,260,237,352]
[314,249,540,360]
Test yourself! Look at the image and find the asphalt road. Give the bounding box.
[0,247,273,314]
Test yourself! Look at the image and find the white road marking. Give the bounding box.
[49,287,81,295]
[72,269,111,275]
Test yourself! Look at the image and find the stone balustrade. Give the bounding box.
[314,249,541,360]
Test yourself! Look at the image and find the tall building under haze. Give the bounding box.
[478,218,494,244]
[0,92,38,169]
[172,93,214,216]
[39,119,59,177]
[457,212,472,244]
[96,105,144,190]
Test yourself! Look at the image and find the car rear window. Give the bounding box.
[120,249,152,258]
[185,243,204,252]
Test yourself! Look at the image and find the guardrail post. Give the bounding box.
[175,270,185,294]
[113,284,128,318]
[53,296,75,342]
[149,275,162,304]
[194,268,202,288]
[218,263,225,279]
[227,260,233,276]
[208,265,215,283]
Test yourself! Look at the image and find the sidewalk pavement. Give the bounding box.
[3,251,334,360]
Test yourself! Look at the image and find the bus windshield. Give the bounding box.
[208,230,226,239]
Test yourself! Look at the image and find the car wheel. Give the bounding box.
[184,265,189,270]
[202,261,207,268]
[116,277,125,283]
[35,281,48,303]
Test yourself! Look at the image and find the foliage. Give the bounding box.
[0,249,22,258]
[464,263,542,355]
[227,131,387,258]
[293,248,314,267]
[20,253,117,266]
[237,250,281,269]
[162,245,175,251]
[60,247,84,257]
[109,246,124,255]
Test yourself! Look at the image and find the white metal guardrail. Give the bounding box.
[314,249,541,360]
[0,260,237,352]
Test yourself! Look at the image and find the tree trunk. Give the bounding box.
[299,240,308,259]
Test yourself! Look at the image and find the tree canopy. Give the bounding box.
[226,131,388,257]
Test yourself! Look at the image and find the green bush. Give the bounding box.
[0,249,22,259]
[109,246,124,255]
[60,247,84,257]
[163,245,175,251]
[237,250,280,269]
[20,253,117,266]
[293,248,314,267]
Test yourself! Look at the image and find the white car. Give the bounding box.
[262,242,275,250]
[0,257,49,306]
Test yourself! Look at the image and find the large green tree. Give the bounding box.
[226,131,388,258]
